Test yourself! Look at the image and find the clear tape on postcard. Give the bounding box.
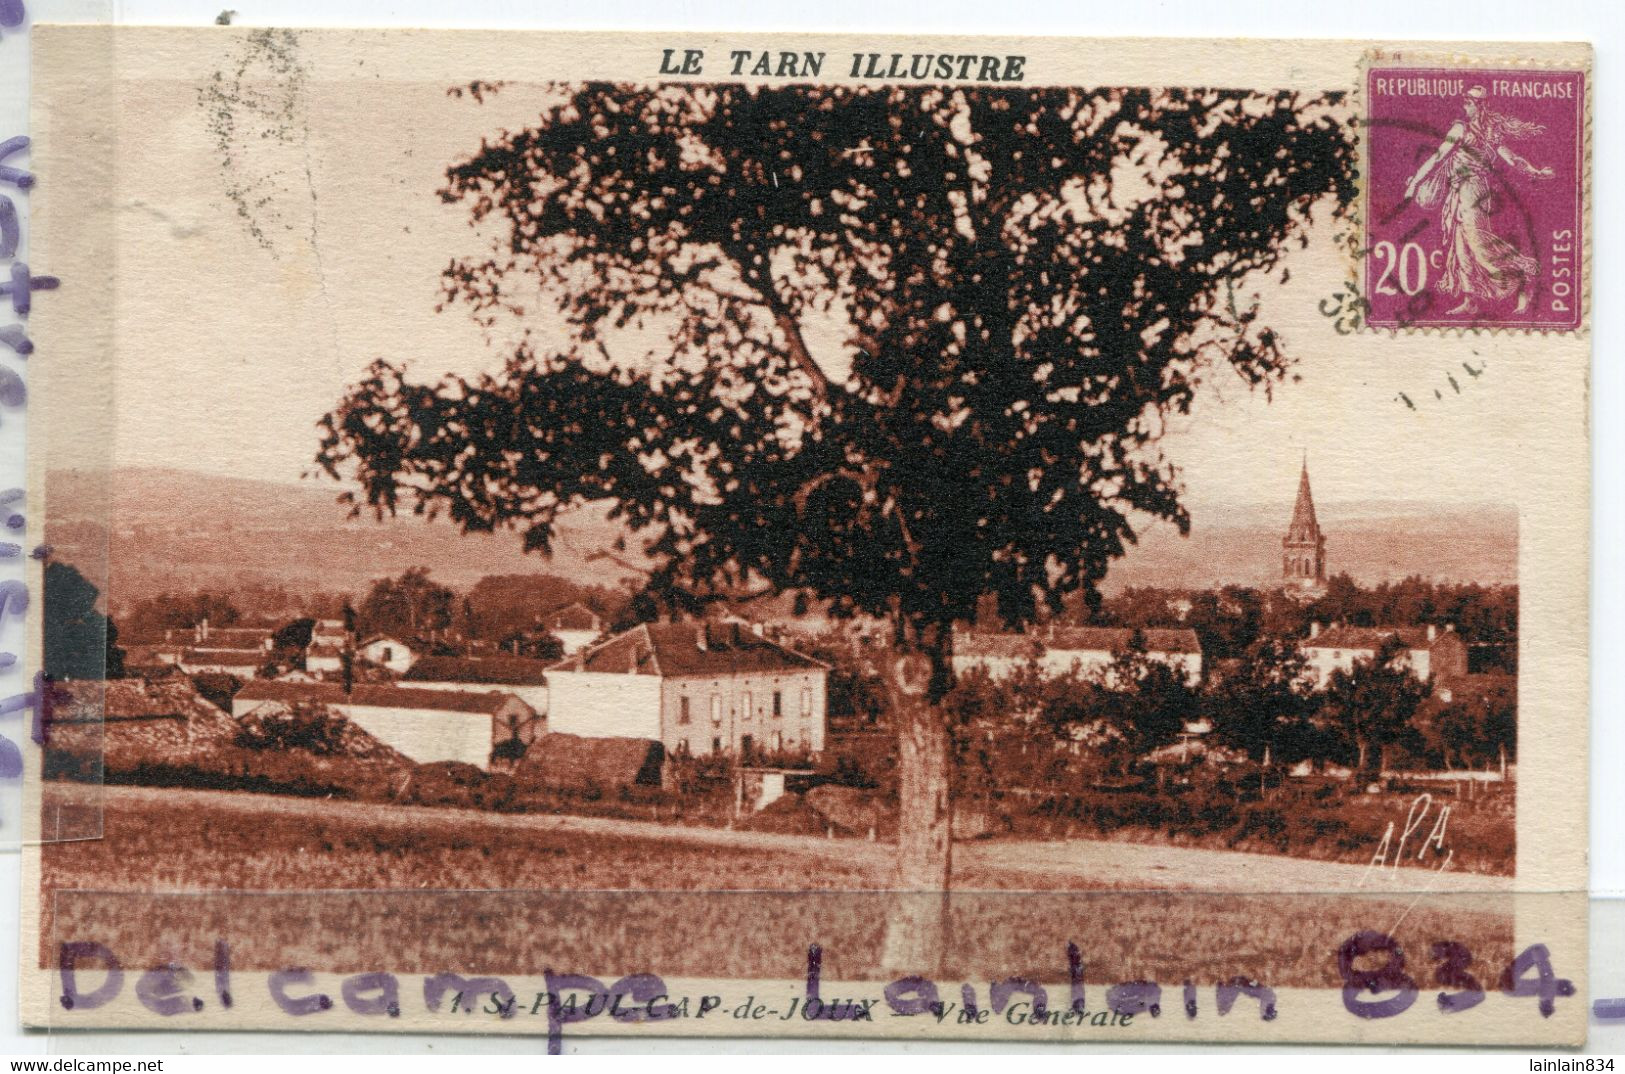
[0,0,113,847]
[36,888,1588,1047]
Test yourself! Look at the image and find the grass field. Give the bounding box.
[40,786,1518,991]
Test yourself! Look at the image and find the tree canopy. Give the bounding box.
[318,82,1355,640]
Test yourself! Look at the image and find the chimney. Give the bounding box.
[1427,624,1437,642]
[1445,622,1455,633]
[696,625,708,653]
[752,622,764,637]
[198,617,210,642]
[1309,621,1321,639]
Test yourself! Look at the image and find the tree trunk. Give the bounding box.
[879,620,953,977]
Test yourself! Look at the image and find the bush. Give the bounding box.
[235,703,352,756]
[400,762,518,811]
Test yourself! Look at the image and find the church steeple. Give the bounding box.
[1282,457,1326,587]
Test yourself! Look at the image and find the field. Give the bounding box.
[40,786,1518,991]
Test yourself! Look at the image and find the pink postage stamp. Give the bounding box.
[1363,63,1586,331]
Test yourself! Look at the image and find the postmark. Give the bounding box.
[1361,59,1586,332]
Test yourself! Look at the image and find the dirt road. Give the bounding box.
[84,783,1511,897]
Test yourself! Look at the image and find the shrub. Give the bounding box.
[235,703,352,756]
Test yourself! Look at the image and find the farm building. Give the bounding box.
[232,680,538,769]
[404,655,551,715]
[357,635,417,675]
[950,632,1044,679]
[545,621,829,757]
[541,602,605,656]
[304,642,343,675]
[1301,622,1468,687]
[954,626,1204,686]
[167,621,275,675]
[177,647,267,676]
[305,619,348,674]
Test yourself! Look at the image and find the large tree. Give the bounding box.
[317,81,1355,969]
[356,566,456,640]
[1204,635,1318,764]
[1321,637,1431,781]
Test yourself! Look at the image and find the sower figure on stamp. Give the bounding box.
[1402,85,1554,316]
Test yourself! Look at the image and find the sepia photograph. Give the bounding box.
[18,26,1590,1046]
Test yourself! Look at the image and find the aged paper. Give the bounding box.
[22,27,1590,1047]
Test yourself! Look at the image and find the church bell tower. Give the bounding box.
[1282,458,1326,587]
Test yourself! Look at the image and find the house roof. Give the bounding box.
[1307,626,1454,652]
[1046,626,1203,655]
[200,627,274,642]
[956,633,1044,660]
[359,634,414,649]
[550,621,827,678]
[179,649,265,668]
[234,679,529,715]
[52,678,229,724]
[405,655,551,687]
[544,602,602,632]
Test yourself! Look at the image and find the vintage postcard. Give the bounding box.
[19,27,1590,1047]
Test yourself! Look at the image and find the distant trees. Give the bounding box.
[1081,577,1517,655]
[1419,677,1516,772]
[1205,636,1317,763]
[123,589,242,639]
[1320,638,1431,781]
[357,567,455,639]
[1096,643,1199,760]
[43,561,124,681]
[462,573,622,641]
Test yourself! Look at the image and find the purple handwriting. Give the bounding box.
[56,934,1572,1054]
[0,132,54,784]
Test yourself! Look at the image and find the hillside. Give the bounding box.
[44,467,645,610]
[1111,499,1518,592]
[43,467,1517,609]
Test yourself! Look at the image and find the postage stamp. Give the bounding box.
[17,28,1591,1049]
[1362,59,1587,332]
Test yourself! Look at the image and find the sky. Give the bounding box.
[70,37,1545,526]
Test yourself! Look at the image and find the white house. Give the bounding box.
[545,621,829,757]
[1301,622,1469,687]
[954,626,1203,686]
[404,655,551,716]
[358,635,417,675]
[232,680,538,769]
[541,602,605,656]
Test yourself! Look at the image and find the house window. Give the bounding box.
[711,736,722,754]
[772,731,783,750]
[380,646,392,662]
[678,696,691,725]
[800,685,813,718]
[742,690,753,721]
[773,690,782,718]
[710,694,722,725]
